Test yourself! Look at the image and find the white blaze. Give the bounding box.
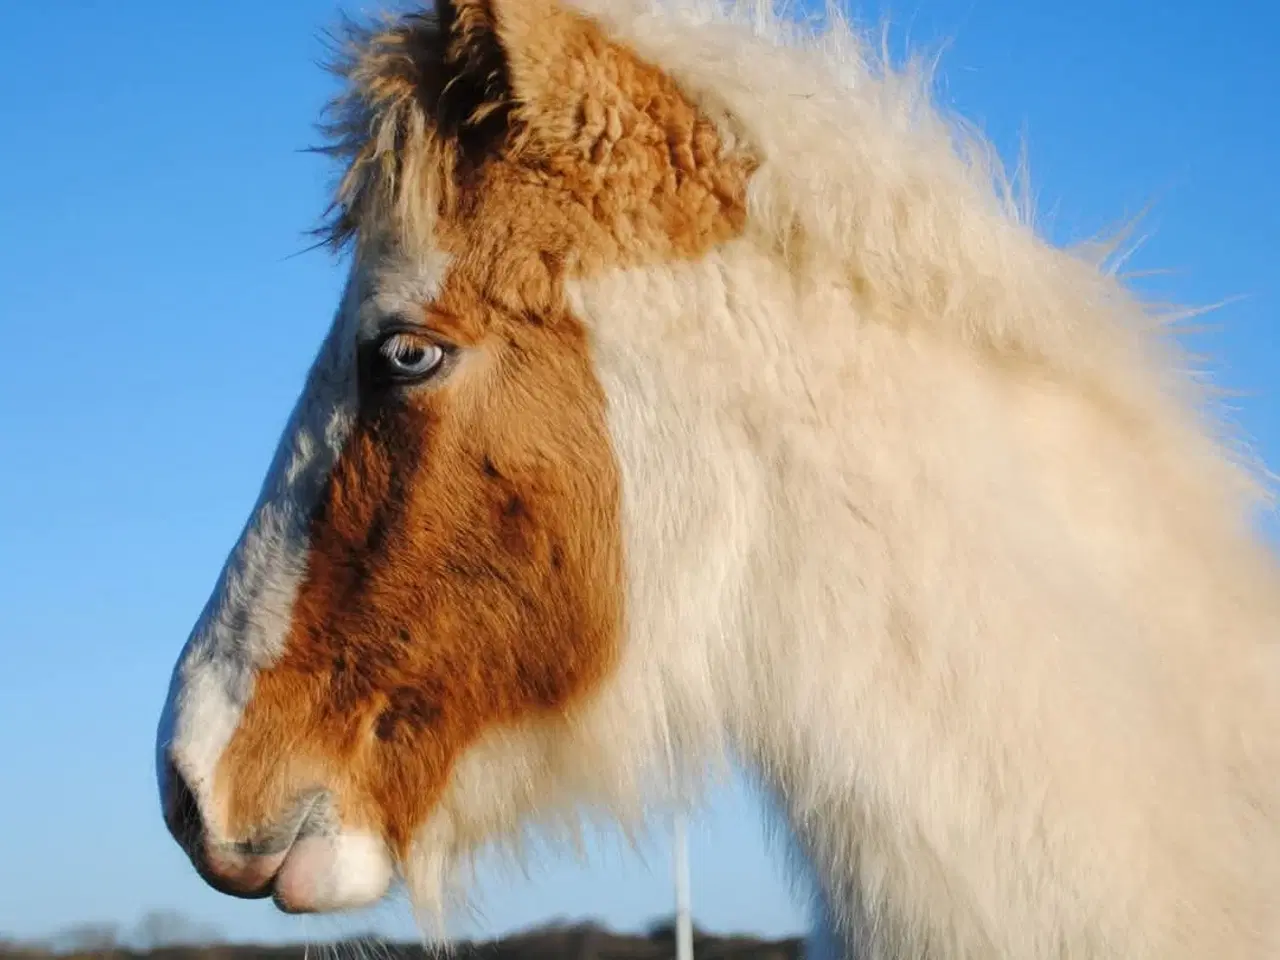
[155,252,452,835]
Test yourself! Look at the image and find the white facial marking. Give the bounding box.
[156,282,361,833]
[157,250,452,838]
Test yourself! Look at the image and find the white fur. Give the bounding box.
[274,831,396,913]
[569,243,1280,958]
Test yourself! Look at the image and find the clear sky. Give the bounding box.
[0,0,1276,949]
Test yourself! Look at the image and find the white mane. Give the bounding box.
[574,0,1269,500]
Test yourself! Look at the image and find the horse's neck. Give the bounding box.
[716,307,1280,959]
[578,243,1280,953]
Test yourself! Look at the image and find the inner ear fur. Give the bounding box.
[428,0,607,164]
[434,0,518,168]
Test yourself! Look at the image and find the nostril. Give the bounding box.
[159,756,280,901]
[161,755,205,854]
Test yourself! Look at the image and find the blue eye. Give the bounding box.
[376,332,446,382]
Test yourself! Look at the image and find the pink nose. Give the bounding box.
[160,756,283,899]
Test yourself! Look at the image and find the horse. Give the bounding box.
[155,0,1280,956]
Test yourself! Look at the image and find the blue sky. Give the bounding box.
[0,0,1275,948]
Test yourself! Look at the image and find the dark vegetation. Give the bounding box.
[0,917,804,960]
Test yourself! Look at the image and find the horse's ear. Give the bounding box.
[430,0,519,167]
[438,0,600,149]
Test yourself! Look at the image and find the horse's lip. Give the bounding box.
[189,792,327,900]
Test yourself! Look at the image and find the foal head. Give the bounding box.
[157,0,754,916]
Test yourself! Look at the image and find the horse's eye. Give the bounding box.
[374,331,446,383]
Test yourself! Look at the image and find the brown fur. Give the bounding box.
[217,290,624,856]
[318,0,755,265]
[213,0,753,861]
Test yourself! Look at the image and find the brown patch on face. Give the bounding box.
[218,287,624,854]
[212,0,754,859]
